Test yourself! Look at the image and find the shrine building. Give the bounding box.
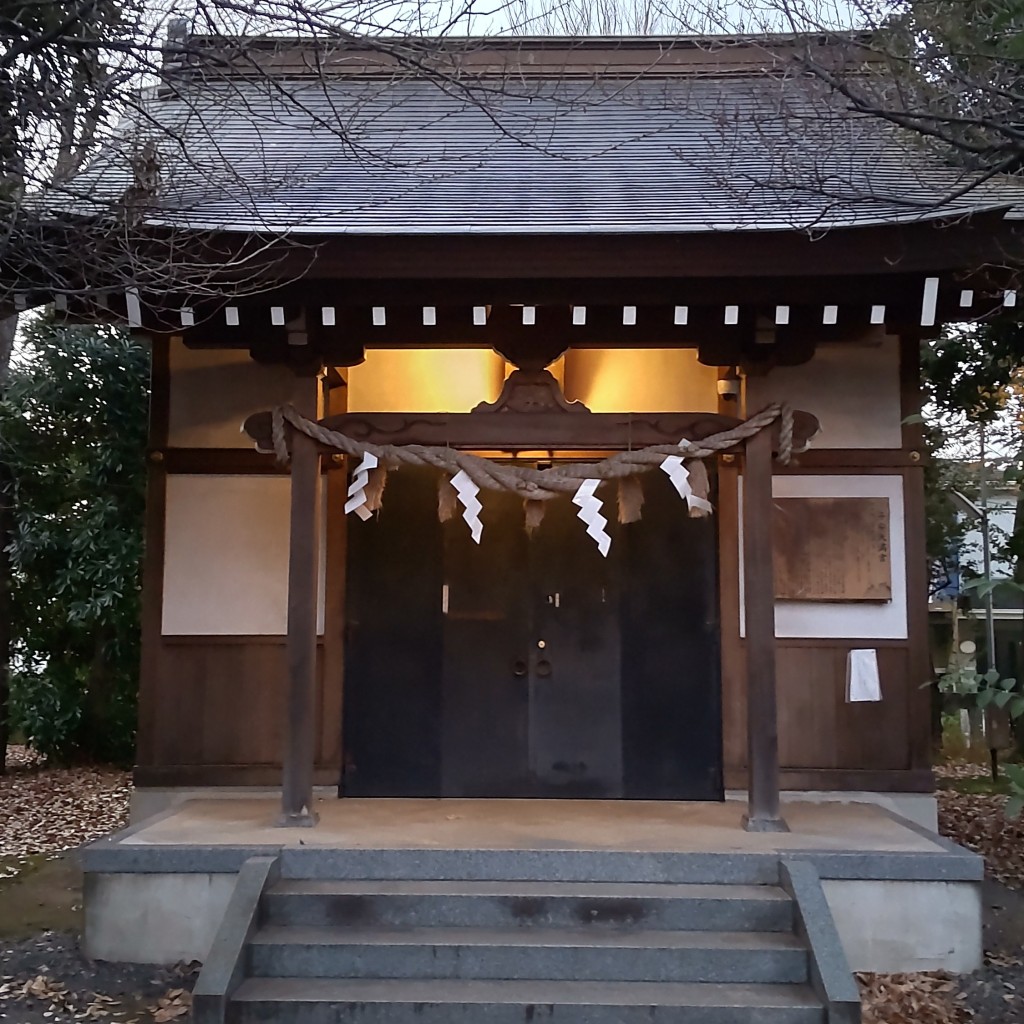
[16,30,1024,1024]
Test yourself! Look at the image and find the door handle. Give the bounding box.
[536,659,552,678]
[512,659,528,677]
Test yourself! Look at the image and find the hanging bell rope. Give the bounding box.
[269,402,796,515]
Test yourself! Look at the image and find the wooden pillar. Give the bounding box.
[279,369,323,827]
[742,426,788,832]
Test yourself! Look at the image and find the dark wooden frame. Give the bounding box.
[279,371,323,826]
[742,427,786,831]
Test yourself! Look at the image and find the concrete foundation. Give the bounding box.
[823,879,983,973]
[83,872,237,963]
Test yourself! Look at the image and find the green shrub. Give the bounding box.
[2,315,149,765]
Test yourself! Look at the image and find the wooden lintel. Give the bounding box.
[169,303,859,366]
[244,409,820,455]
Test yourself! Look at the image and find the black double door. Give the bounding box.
[343,466,722,800]
[441,486,623,798]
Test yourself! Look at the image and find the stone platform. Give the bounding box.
[81,798,982,973]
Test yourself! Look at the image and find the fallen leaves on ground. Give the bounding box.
[147,989,192,1022]
[936,764,1024,890]
[935,762,993,782]
[2,972,139,1021]
[0,941,200,1023]
[1,745,130,875]
[858,972,969,1024]
[4,746,44,770]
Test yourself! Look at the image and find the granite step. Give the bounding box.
[247,925,809,984]
[279,847,782,884]
[228,977,825,1024]
[263,879,795,932]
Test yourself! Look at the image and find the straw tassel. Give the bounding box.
[363,466,388,513]
[617,476,645,524]
[685,460,713,516]
[524,499,546,533]
[438,476,458,522]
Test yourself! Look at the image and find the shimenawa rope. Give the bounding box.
[268,403,795,515]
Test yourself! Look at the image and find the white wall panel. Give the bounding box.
[162,475,325,636]
[746,334,902,449]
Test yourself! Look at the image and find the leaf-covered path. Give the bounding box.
[938,765,1024,891]
[0,747,130,880]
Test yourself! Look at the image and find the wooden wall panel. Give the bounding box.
[149,640,325,769]
[719,449,928,791]
[776,647,840,769]
[836,646,910,771]
[775,644,909,772]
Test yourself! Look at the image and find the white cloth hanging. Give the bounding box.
[847,649,882,702]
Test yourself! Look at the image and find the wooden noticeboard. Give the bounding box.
[772,497,891,602]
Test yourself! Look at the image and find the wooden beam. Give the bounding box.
[272,212,1024,281]
[279,370,324,827]
[127,267,1013,309]
[160,301,945,362]
[742,426,788,832]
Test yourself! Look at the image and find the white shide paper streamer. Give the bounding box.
[660,454,713,515]
[344,452,378,521]
[572,479,612,557]
[451,469,484,544]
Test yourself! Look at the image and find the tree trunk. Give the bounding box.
[83,625,112,762]
[0,312,16,773]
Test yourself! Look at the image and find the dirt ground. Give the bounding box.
[0,855,198,1023]
[2,748,1024,1022]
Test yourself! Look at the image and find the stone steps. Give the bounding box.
[229,977,826,1024]
[204,858,848,1024]
[248,923,809,984]
[263,879,795,932]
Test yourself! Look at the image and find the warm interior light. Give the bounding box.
[346,349,506,412]
[563,349,717,412]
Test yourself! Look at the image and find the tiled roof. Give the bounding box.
[67,72,1024,235]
